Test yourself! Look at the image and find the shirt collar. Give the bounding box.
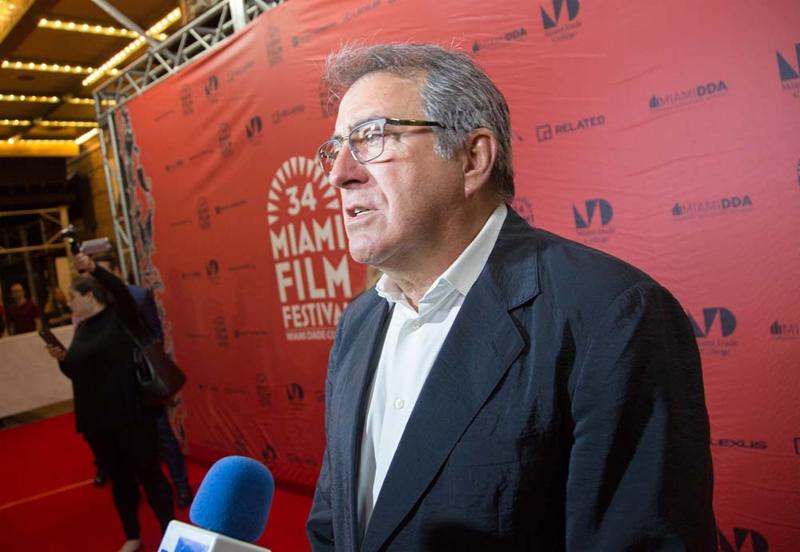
[376,203,508,307]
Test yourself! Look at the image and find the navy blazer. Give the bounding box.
[308,209,716,551]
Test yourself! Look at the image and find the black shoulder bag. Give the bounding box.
[122,324,186,406]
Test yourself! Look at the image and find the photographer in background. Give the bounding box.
[95,255,193,509]
[46,253,174,552]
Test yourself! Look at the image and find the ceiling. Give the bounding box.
[0,0,181,147]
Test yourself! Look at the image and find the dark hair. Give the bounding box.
[71,273,114,305]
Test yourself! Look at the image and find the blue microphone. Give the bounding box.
[158,456,275,552]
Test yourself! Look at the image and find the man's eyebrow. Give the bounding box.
[331,115,384,141]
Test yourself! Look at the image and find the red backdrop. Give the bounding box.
[113,0,799,549]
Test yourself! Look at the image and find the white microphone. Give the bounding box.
[158,456,274,552]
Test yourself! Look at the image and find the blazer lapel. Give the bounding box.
[332,296,392,550]
[361,209,540,552]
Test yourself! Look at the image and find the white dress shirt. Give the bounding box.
[356,203,508,535]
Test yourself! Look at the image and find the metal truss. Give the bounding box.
[93,0,280,119]
[93,0,281,283]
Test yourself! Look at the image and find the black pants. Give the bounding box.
[85,419,174,539]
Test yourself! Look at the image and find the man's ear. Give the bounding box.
[462,128,498,198]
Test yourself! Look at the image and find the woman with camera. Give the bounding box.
[46,253,174,552]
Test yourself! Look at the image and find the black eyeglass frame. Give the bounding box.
[316,117,445,174]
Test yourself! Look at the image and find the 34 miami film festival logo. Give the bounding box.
[572,198,615,244]
[267,156,352,341]
[689,307,738,356]
[776,42,800,98]
[540,0,581,43]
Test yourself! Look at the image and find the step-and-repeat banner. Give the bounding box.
[113,0,799,548]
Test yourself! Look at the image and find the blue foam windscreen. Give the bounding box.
[189,456,274,543]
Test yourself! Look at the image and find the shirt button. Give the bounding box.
[394,398,405,410]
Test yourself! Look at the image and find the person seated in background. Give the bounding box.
[46,253,174,552]
[43,286,72,328]
[6,282,42,335]
[94,254,193,509]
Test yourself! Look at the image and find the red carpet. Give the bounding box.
[0,413,312,551]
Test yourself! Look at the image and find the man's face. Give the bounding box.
[10,284,25,305]
[329,72,465,270]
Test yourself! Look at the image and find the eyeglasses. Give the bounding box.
[317,117,445,175]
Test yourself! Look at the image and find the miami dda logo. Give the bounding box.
[689,307,738,356]
[540,0,581,43]
[649,80,728,112]
[777,42,800,98]
[770,320,799,340]
[672,195,753,220]
[537,115,605,142]
[572,198,614,243]
[472,27,528,54]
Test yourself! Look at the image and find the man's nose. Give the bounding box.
[329,143,367,189]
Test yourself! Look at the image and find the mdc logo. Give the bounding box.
[287,383,305,401]
[689,307,736,338]
[718,527,768,552]
[204,75,219,98]
[573,199,613,228]
[777,43,800,82]
[245,115,263,142]
[540,0,580,30]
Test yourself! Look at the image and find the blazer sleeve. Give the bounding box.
[139,288,164,341]
[307,322,342,551]
[565,282,717,551]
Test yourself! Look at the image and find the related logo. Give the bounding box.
[690,307,736,338]
[204,75,219,100]
[180,84,193,116]
[710,438,767,450]
[776,43,800,82]
[770,320,799,339]
[649,80,728,112]
[511,196,535,226]
[226,59,255,83]
[213,315,228,348]
[245,115,263,143]
[180,270,201,280]
[573,198,613,229]
[272,104,305,125]
[197,197,211,230]
[256,374,272,407]
[287,383,305,402]
[539,0,581,42]
[206,259,220,285]
[266,25,283,66]
[472,27,528,54]
[536,115,605,142]
[536,124,553,142]
[672,195,753,220]
[342,0,381,24]
[718,528,768,552]
[165,159,185,173]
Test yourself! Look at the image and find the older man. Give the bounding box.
[307,43,716,551]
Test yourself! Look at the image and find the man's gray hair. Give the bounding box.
[323,43,514,202]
